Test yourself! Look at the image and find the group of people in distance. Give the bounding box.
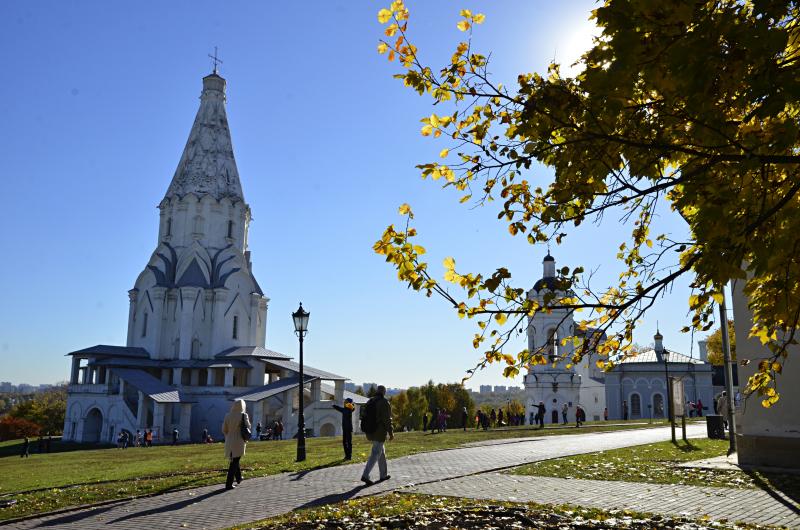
[253,420,284,441]
[18,433,54,458]
[116,429,156,448]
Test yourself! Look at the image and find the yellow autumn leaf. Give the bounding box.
[430,114,440,127]
[385,24,398,37]
[398,203,412,215]
[439,148,450,158]
[473,13,485,24]
[456,20,471,32]
[377,8,392,24]
[443,256,456,270]
[377,42,389,54]
[421,124,433,136]
[460,9,472,17]
[494,312,508,325]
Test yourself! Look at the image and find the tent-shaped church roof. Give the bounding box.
[165,73,244,201]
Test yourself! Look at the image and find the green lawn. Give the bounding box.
[0,420,675,521]
[515,438,800,499]
[229,492,757,530]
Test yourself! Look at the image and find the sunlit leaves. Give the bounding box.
[374,1,800,405]
[377,8,392,24]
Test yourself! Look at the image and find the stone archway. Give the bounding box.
[319,423,336,437]
[83,408,103,443]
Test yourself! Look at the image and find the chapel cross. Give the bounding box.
[208,47,223,74]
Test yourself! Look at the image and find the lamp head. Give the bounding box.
[292,302,310,334]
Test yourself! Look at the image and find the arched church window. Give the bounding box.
[653,393,665,418]
[227,220,234,238]
[232,315,239,340]
[630,393,642,417]
[166,217,173,237]
[191,338,201,358]
[141,312,148,337]
[546,329,558,363]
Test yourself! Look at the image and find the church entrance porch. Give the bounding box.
[82,408,103,443]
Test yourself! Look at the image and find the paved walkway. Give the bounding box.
[5,424,790,529]
[410,473,800,528]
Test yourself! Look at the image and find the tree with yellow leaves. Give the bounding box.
[372,1,800,406]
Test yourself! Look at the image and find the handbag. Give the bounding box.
[240,413,251,440]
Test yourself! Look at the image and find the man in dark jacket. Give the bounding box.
[360,385,393,486]
[332,397,355,460]
[536,401,546,429]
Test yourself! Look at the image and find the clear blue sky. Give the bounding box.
[0,1,718,388]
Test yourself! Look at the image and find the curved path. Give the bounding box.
[3,424,739,530]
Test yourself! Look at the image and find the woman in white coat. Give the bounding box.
[222,399,251,489]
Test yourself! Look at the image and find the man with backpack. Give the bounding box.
[359,385,394,486]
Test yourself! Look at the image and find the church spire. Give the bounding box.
[164,71,244,201]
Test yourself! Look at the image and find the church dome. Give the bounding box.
[532,276,560,292]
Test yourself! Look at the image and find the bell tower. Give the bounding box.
[524,253,581,424]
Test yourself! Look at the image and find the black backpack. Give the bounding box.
[240,413,251,440]
[360,397,380,433]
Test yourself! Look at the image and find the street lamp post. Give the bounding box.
[663,349,676,443]
[292,302,310,462]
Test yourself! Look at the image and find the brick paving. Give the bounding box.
[5,424,793,529]
[410,473,800,528]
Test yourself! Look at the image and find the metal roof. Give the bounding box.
[215,346,292,361]
[67,345,150,359]
[235,375,316,402]
[113,368,189,403]
[90,358,249,369]
[616,349,707,365]
[266,358,347,381]
[320,383,369,405]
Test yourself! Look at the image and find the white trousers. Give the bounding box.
[361,440,387,479]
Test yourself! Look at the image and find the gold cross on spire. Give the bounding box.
[208,46,223,74]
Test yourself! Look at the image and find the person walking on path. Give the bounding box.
[332,397,355,460]
[561,403,568,425]
[360,385,393,486]
[172,428,179,445]
[622,400,629,420]
[202,428,208,443]
[20,437,30,458]
[422,413,428,432]
[256,422,262,440]
[490,408,496,426]
[145,429,153,447]
[604,407,609,421]
[461,407,468,432]
[717,391,730,430]
[576,405,585,427]
[696,398,704,417]
[536,401,546,429]
[222,399,250,490]
[122,431,129,449]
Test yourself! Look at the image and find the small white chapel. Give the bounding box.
[62,70,365,444]
[524,254,714,423]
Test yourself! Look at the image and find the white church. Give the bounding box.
[62,71,365,444]
[524,254,715,423]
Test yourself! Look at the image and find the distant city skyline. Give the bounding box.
[0,1,723,389]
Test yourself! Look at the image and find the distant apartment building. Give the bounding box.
[479,385,493,394]
[493,385,508,393]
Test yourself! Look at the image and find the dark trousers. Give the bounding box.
[536,414,544,428]
[226,457,242,488]
[342,430,352,459]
